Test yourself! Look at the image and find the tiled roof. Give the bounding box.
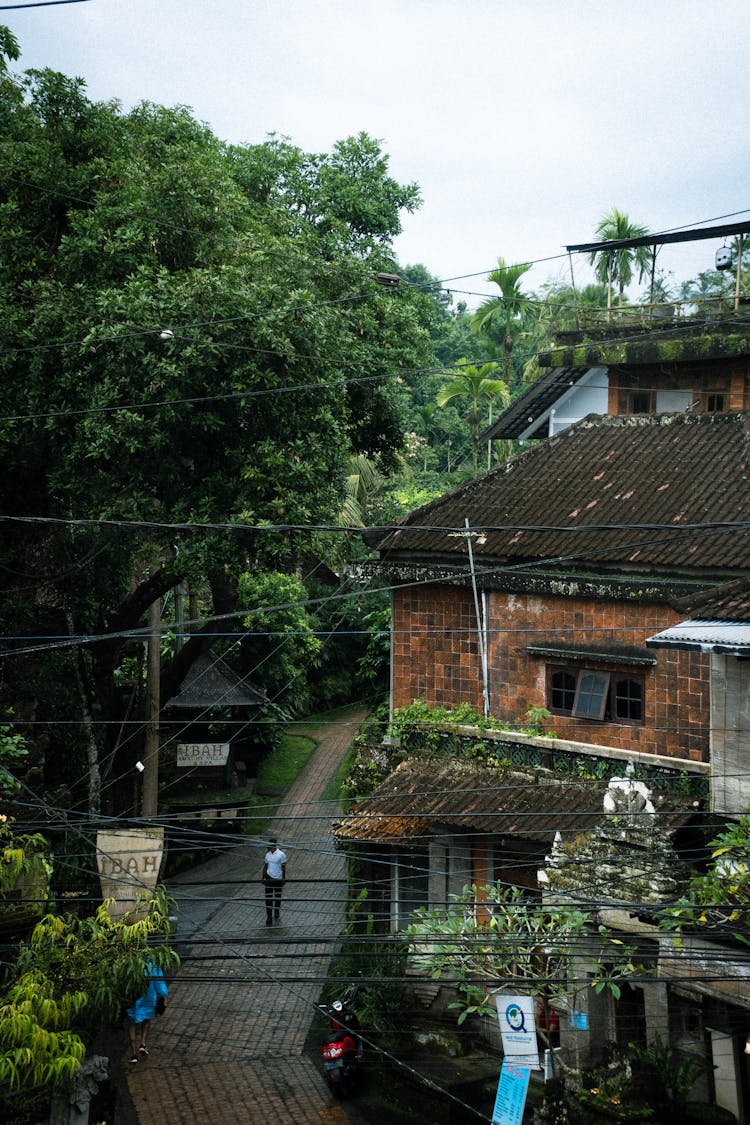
[373,412,750,573]
[676,578,750,621]
[482,366,592,440]
[164,651,267,709]
[333,760,691,845]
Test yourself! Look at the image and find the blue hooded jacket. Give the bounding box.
[126,963,168,1023]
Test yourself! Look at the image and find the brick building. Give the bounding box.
[363,410,750,771]
[342,229,750,1118]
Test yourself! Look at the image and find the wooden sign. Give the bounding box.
[176,742,230,768]
[96,827,164,921]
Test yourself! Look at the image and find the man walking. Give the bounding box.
[262,838,287,925]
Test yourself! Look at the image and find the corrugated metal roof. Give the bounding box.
[372,411,750,573]
[164,651,267,709]
[647,621,750,655]
[334,760,693,845]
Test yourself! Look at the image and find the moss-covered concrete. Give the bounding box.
[542,329,750,369]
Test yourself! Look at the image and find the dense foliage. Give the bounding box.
[408,882,640,1026]
[0,879,177,1112]
[0,34,437,812]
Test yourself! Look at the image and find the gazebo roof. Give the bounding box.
[164,651,267,709]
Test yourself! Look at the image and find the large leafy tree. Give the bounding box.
[0,39,432,814]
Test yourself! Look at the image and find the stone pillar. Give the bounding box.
[49,1055,109,1125]
[643,978,670,1044]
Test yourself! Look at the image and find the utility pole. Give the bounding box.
[174,580,186,653]
[142,596,160,817]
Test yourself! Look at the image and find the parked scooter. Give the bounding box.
[322,998,362,1097]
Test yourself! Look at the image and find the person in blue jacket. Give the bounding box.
[126,962,168,1063]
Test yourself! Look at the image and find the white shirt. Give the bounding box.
[264,848,287,879]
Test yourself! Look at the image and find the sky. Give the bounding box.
[5,0,750,306]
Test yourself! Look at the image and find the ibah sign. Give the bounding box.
[176,742,230,768]
[96,827,164,922]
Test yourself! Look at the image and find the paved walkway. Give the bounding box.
[122,709,367,1124]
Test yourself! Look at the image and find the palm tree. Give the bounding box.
[472,256,534,342]
[436,360,509,477]
[588,208,651,309]
[339,454,384,528]
[470,257,536,392]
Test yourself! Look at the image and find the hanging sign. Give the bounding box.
[492,1060,531,1125]
[495,993,540,1069]
[177,742,230,768]
[96,827,164,921]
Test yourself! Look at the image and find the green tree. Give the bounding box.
[236,570,321,718]
[0,720,27,797]
[0,43,434,814]
[0,883,177,1114]
[588,208,651,308]
[436,360,509,476]
[660,813,750,939]
[409,882,639,1029]
[470,257,536,390]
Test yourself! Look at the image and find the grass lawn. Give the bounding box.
[322,745,355,804]
[256,731,317,794]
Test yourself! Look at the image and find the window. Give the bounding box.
[550,669,575,712]
[392,848,429,929]
[548,667,644,723]
[613,677,643,721]
[705,392,726,413]
[625,390,654,414]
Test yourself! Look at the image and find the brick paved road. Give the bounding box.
[123,709,367,1124]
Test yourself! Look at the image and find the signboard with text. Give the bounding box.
[177,742,230,768]
[96,827,164,921]
[492,1060,531,1125]
[496,993,540,1070]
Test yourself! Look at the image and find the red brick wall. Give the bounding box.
[392,585,711,762]
[392,585,484,711]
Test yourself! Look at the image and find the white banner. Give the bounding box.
[177,742,230,768]
[495,993,540,1069]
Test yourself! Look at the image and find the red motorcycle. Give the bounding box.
[322,999,362,1097]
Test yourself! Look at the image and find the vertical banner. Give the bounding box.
[496,993,540,1069]
[492,1060,531,1125]
[96,827,164,921]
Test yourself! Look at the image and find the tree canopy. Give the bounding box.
[0,46,434,813]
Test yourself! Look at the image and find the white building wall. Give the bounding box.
[710,653,750,815]
[548,369,609,436]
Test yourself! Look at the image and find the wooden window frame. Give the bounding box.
[704,391,727,413]
[547,666,645,724]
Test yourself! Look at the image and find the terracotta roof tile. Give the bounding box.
[333,760,692,845]
[676,578,750,621]
[373,412,750,573]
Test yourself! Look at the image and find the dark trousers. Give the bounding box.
[264,877,283,920]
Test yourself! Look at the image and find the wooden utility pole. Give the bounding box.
[142,596,160,817]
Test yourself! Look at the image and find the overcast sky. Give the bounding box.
[5,0,750,305]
